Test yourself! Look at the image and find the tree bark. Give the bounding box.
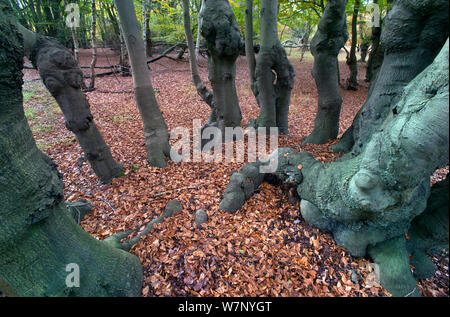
[142,0,153,57]
[114,0,171,168]
[332,0,449,155]
[244,0,257,99]
[345,0,360,90]
[88,0,97,91]
[303,0,348,145]
[182,0,215,123]
[17,25,123,185]
[199,0,243,136]
[249,0,295,135]
[0,4,142,296]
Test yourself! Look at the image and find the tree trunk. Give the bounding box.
[195,0,205,62]
[142,0,152,58]
[220,39,450,296]
[114,0,171,168]
[18,25,123,185]
[244,0,257,99]
[146,0,152,57]
[345,0,360,90]
[0,4,142,296]
[182,0,215,122]
[359,42,368,62]
[199,0,243,137]
[249,0,295,135]
[303,0,348,145]
[88,0,97,91]
[332,0,449,155]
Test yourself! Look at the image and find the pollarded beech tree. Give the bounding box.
[220,38,449,297]
[303,0,348,145]
[114,0,171,168]
[332,0,449,155]
[247,0,295,135]
[345,0,360,90]
[199,0,243,136]
[17,25,123,184]
[0,2,142,296]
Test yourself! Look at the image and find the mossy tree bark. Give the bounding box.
[17,26,123,185]
[114,0,171,167]
[199,0,243,136]
[280,39,449,296]
[303,0,348,145]
[249,0,295,135]
[0,4,143,296]
[345,0,360,90]
[332,0,449,155]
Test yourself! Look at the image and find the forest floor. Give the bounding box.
[22,47,449,297]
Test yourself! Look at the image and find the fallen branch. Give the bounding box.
[103,200,182,251]
[149,184,205,198]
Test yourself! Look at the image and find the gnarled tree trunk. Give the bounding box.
[332,0,449,155]
[345,0,360,90]
[114,0,171,167]
[199,0,243,138]
[18,26,123,185]
[0,4,142,296]
[303,0,348,145]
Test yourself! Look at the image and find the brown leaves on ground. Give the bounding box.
[22,48,448,297]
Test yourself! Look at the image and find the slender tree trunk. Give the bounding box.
[303,0,348,145]
[332,0,449,155]
[182,0,215,122]
[0,4,142,297]
[88,0,97,90]
[146,0,152,57]
[345,0,360,90]
[365,0,380,83]
[359,42,369,62]
[249,0,295,135]
[142,0,148,57]
[244,0,257,99]
[199,0,243,137]
[275,39,449,296]
[114,0,171,167]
